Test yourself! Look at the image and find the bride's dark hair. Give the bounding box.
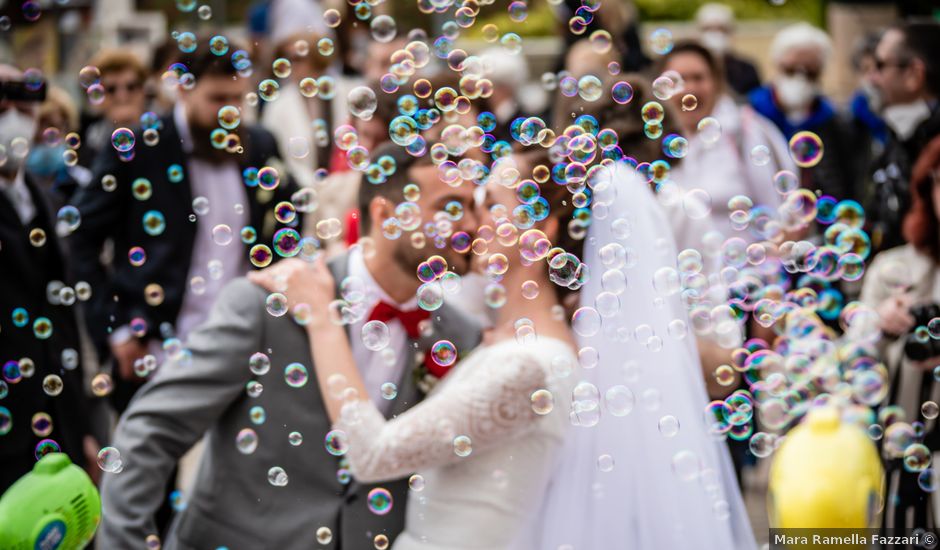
[552,74,684,169]
[512,147,586,312]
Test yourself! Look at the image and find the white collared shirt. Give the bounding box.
[112,105,249,358]
[1,169,36,225]
[172,102,250,342]
[346,245,415,416]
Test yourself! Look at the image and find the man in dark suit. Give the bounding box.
[0,64,97,491]
[70,36,301,412]
[867,21,940,254]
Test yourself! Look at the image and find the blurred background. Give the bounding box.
[3,0,938,112]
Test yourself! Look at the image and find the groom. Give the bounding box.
[98,143,482,549]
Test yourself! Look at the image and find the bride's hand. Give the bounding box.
[247,257,335,316]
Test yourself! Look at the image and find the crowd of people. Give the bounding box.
[2,0,940,547]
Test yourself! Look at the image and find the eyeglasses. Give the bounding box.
[103,82,142,95]
[874,57,910,72]
[779,65,821,81]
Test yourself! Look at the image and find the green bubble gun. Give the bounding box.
[0,453,101,550]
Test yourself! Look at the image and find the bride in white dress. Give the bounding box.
[250,153,581,549]
[537,161,757,549]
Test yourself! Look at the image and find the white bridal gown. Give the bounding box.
[537,162,757,550]
[335,337,577,549]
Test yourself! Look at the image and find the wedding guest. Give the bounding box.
[252,0,329,95]
[363,38,409,83]
[562,38,619,81]
[26,86,91,210]
[861,134,940,531]
[850,32,888,150]
[305,79,403,256]
[557,0,650,74]
[97,141,481,549]
[69,35,301,413]
[695,3,761,97]
[247,144,579,549]
[748,23,856,202]
[848,32,888,211]
[867,21,940,255]
[260,31,334,188]
[663,42,795,243]
[0,64,98,492]
[78,49,148,170]
[144,40,182,117]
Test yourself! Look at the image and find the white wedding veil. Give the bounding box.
[536,162,757,549]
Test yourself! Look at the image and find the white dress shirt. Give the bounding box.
[1,169,36,225]
[112,104,252,352]
[172,102,250,342]
[346,246,415,416]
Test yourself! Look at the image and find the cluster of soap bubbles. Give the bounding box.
[2,0,915,524]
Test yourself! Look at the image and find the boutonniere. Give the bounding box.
[412,346,468,397]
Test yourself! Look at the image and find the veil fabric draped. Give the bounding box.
[535,163,757,550]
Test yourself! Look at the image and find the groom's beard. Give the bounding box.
[391,237,474,291]
[188,121,242,165]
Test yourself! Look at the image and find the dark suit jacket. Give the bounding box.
[0,173,91,491]
[68,115,301,355]
[724,54,761,98]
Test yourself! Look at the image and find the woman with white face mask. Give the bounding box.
[748,23,859,205]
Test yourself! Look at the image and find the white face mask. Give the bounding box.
[774,74,818,112]
[701,30,730,54]
[882,99,931,141]
[0,108,37,164]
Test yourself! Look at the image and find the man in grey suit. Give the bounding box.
[98,144,482,549]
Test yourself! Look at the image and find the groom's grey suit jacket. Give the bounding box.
[98,255,481,550]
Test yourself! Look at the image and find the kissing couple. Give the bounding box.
[98,143,755,550]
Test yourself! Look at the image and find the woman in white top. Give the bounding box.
[250,151,580,549]
[260,31,337,189]
[662,41,796,242]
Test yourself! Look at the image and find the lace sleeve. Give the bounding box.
[334,349,553,483]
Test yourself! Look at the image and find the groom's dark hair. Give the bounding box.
[357,142,433,234]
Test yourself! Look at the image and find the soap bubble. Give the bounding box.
[367,487,393,514]
[453,435,472,457]
[361,320,391,351]
[267,466,288,486]
[97,446,124,473]
[348,86,378,120]
[371,15,397,43]
[531,389,554,415]
[788,130,824,168]
[649,29,674,55]
[111,128,135,152]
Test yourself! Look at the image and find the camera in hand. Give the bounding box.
[0,80,46,102]
[904,303,940,361]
